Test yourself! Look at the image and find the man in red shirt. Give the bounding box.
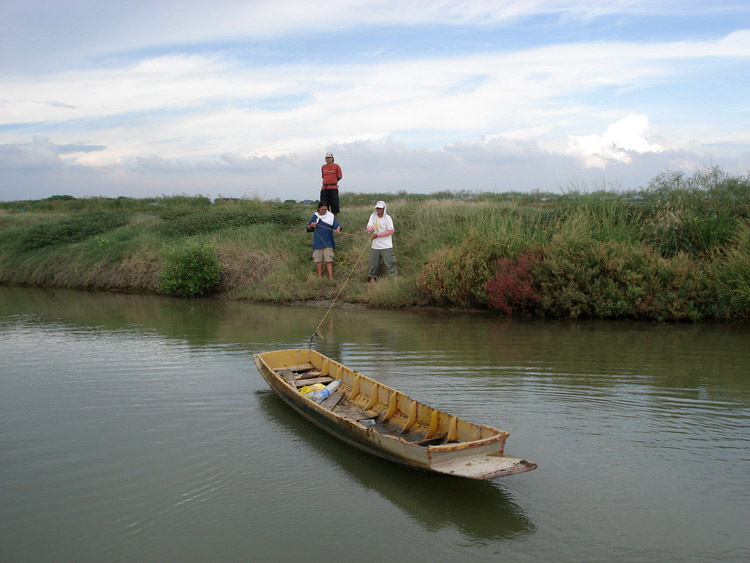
[320,152,342,215]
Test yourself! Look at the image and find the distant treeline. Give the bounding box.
[1,167,748,321]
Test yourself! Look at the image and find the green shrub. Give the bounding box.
[536,239,613,318]
[642,252,713,321]
[417,245,495,307]
[710,225,750,319]
[531,238,714,321]
[19,211,130,250]
[46,194,76,201]
[157,241,222,296]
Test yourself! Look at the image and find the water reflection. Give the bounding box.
[0,286,324,348]
[257,392,534,541]
[4,287,749,385]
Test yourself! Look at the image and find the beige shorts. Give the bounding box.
[313,248,334,263]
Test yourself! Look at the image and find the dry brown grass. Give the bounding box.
[51,249,162,291]
[109,251,162,290]
[215,245,275,293]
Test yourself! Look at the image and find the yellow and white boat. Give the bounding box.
[254,349,536,480]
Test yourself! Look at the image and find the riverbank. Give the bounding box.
[1,167,748,321]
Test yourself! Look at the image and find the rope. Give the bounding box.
[306,232,372,348]
[310,221,361,243]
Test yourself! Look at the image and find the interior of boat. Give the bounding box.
[262,349,507,448]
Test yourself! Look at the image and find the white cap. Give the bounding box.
[325,152,333,158]
[375,200,386,208]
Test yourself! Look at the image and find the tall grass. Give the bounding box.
[1,167,748,320]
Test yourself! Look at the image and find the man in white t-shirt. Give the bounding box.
[365,200,398,282]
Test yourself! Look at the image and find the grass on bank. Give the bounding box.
[1,167,749,321]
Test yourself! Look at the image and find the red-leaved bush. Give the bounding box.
[485,249,543,317]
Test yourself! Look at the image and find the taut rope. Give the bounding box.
[306,230,372,348]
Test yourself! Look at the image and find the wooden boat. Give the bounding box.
[254,349,536,480]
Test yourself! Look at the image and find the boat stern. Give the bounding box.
[430,453,537,480]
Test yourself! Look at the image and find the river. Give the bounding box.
[1,286,748,561]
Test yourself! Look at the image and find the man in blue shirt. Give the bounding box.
[307,202,341,280]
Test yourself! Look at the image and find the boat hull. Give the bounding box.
[254,349,536,480]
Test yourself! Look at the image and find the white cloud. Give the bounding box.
[0,133,738,203]
[0,136,64,171]
[567,114,663,168]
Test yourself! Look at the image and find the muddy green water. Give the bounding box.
[1,286,749,561]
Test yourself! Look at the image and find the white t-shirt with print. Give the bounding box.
[368,214,394,249]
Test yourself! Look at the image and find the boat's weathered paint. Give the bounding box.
[254,348,536,479]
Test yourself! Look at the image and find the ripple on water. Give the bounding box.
[2,293,750,561]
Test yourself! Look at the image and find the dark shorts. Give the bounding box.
[320,188,340,214]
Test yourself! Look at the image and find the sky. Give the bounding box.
[1,0,749,202]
